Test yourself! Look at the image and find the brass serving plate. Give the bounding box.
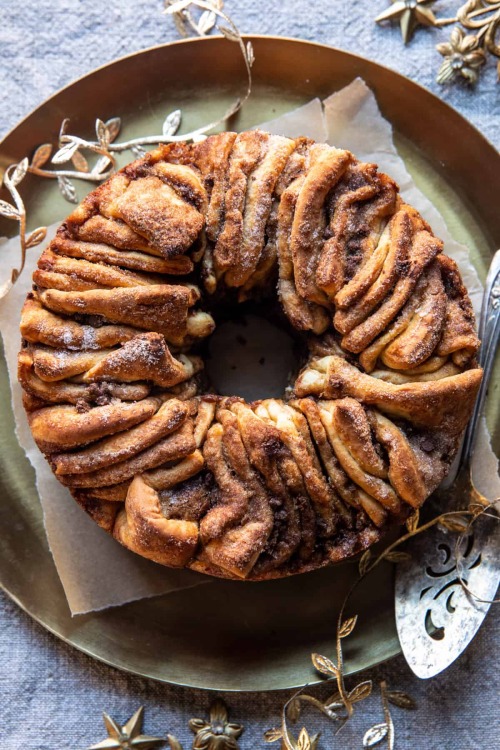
[0,36,498,692]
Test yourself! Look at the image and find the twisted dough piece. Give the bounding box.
[113,476,199,567]
[29,334,201,388]
[19,130,482,580]
[295,354,482,434]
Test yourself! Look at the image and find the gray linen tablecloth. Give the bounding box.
[1,2,499,748]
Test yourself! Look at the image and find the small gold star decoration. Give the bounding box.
[375,0,438,43]
[86,706,165,750]
[83,700,243,750]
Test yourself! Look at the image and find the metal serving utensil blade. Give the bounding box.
[395,249,500,679]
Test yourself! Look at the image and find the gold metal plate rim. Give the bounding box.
[0,34,498,157]
[0,35,498,692]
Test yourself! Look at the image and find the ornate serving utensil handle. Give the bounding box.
[462,249,500,464]
[395,249,500,679]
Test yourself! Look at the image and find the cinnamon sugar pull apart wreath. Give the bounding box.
[18,130,483,581]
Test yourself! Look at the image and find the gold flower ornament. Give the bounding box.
[437,25,487,82]
[189,700,243,750]
[375,0,500,84]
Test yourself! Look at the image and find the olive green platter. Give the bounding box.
[0,36,499,693]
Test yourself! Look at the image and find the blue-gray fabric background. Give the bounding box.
[0,2,498,749]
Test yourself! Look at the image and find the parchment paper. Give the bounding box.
[1,79,498,616]
[256,97,328,142]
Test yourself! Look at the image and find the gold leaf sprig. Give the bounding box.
[0,159,47,298]
[27,117,119,204]
[265,497,498,750]
[24,2,252,208]
[165,0,224,36]
[26,111,191,204]
[361,681,417,749]
[164,1,254,123]
[26,105,215,205]
[265,678,415,750]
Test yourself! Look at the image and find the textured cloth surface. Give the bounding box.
[0,2,499,749]
[1,593,499,750]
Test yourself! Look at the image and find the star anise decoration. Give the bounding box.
[189,699,243,750]
[86,707,165,750]
[375,0,438,43]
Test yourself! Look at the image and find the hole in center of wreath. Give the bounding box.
[206,312,298,401]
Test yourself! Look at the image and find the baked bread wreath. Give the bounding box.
[18,130,482,580]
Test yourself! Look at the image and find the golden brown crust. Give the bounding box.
[50,234,194,275]
[295,354,482,435]
[36,247,161,289]
[225,134,296,287]
[276,161,331,334]
[19,129,481,580]
[59,420,196,488]
[194,132,238,243]
[108,176,204,257]
[74,494,120,534]
[114,476,199,566]
[201,421,273,578]
[370,411,427,508]
[291,145,351,306]
[52,399,188,475]
[37,285,203,346]
[20,295,139,350]
[81,334,202,388]
[19,348,151,405]
[317,166,399,303]
[213,131,269,280]
[144,450,205,491]
[435,254,480,366]
[28,397,161,452]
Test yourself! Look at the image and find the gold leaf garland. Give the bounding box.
[0,159,47,297]
[376,0,500,84]
[0,0,253,299]
[264,500,498,750]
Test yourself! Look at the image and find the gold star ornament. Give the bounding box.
[86,707,165,750]
[375,0,438,44]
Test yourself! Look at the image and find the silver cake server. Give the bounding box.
[395,249,500,679]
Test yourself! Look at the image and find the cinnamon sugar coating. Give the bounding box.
[18,131,481,580]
